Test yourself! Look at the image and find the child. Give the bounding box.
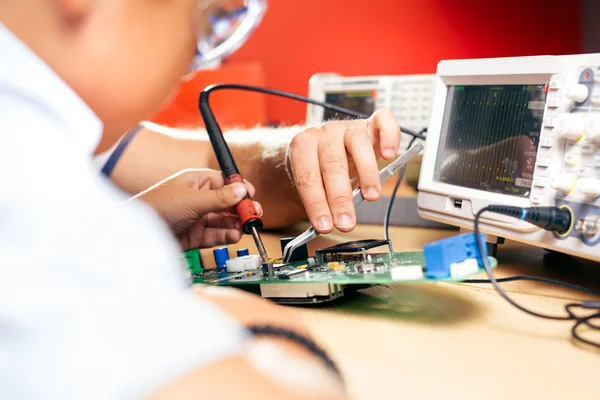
[0,1,345,399]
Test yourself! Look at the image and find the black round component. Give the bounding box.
[281,236,309,262]
[315,239,391,263]
[316,239,390,255]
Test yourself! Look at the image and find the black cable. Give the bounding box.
[384,134,421,242]
[200,84,426,140]
[474,206,600,348]
[464,275,600,297]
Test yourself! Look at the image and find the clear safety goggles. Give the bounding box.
[193,0,267,70]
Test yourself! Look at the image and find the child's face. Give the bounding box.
[76,0,216,152]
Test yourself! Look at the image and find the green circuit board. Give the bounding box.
[191,251,497,286]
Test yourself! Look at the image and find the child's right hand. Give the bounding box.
[131,168,263,250]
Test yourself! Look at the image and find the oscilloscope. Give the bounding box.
[417,54,600,262]
[306,73,436,153]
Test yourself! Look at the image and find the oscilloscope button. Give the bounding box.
[533,177,548,188]
[566,84,590,103]
[540,137,554,148]
[547,96,561,108]
[564,152,581,167]
[537,157,551,168]
[543,117,556,128]
[586,114,600,144]
[549,80,563,90]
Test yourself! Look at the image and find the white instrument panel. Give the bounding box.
[306,73,436,153]
[417,54,600,262]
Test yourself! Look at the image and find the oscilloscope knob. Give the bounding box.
[586,114,600,144]
[577,178,600,199]
[555,113,586,141]
[565,84,590,103]
[550,174,577,194]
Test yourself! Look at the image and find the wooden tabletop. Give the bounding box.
[200,223,600,400]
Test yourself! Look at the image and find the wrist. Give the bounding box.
[247,324,344,385]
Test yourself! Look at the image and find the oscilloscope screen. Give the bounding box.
[434,84,547,197]
[324,92,375,121]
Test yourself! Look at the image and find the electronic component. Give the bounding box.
[326,262,345,272]
[226,258,245,273]
[261,261,274,278]
[356,263,375,274]
[280,237,308,263]
[241,255,261,271]
[183,249,203,276]
[575,211,600,244]
[237,248,250,257]
[374,262,386,271]
[390,265,424,281]
[279,269,310,280]
[418,54,600,262]
[306,73,436,154]
[258,283,345,304]
[315,239,391,263]
[423,233,488,279]
[273,263,293,272]
[213,247,230,270]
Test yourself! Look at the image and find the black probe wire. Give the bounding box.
[384,134,421,242]
[474,206,600,348]
[201,84,426,141]
[465,275,600,298]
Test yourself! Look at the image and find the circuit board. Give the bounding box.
[188,251,497,304]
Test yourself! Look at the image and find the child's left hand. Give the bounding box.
[131,169,262,250]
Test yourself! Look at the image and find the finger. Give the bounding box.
[344,126,381,201]
[200,228,243,248]
[204,213,242,230]
[244,179,256,199]
[181,169,225,190]
[369,109,401,160]
[289,131,333,233]
[253,201,263,217]
[187,182,249,216]
[180,215,243,250]
[318,130,356,232]
[188,171,256,198]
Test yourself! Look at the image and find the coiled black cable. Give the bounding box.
[473,206,600,348]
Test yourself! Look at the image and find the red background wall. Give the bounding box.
[154,0,582,127]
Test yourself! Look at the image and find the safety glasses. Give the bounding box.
[193,0,267,70]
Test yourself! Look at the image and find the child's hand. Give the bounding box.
[132,169,262,250]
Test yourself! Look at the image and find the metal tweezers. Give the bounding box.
[282,142,424,263]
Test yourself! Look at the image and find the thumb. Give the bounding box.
[189,182,248,215]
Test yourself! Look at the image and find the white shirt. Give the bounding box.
[0,23,247,399]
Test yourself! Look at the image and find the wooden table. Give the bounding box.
[200,223,600,400]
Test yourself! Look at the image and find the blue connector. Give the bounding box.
[423,233,488,279]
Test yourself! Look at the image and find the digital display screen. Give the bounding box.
[434,84,547,197]
[324,91,375,121]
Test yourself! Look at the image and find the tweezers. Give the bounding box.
[282,142,424,263]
